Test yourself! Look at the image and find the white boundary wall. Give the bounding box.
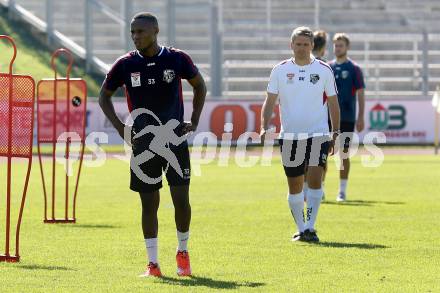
[73,99,436,145]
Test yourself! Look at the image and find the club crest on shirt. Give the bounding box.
[163,69,175,83]
[131,72,141,87]
[342,70,349,79]
[286,73,295,84]
[310,74,320,84]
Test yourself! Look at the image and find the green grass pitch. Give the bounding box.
[0,151,439,292]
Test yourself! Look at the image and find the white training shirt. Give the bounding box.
[267,57,338,139]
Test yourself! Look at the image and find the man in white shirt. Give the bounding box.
[260,26,340,242]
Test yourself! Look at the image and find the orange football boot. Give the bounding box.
[176,251,191,276]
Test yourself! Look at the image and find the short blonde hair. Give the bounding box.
[333,33,350,46]
[291,26,313,43]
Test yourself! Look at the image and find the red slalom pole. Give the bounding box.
[38,48,86,224]
[52,49,73,223]
[4,35,16,261]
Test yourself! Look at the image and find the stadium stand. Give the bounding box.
[1,0,439,98]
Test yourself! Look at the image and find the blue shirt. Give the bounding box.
[329,59,365,122]
[103,46,198,132]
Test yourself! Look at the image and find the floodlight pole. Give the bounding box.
[124,0,133,52]
[435,86,440,155]
[85,0,94,72]
[167,0,176,46]
[210,0,223,98]
[46,0,54,45]
[435,113,439,155]
[422,30,429,96]
[314,0,320,29]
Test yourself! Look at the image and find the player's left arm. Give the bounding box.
[354,65,366,132]
[183,72,207,134]
[324,67,340,155]
[356,88,365,132]
[327,95,340,155]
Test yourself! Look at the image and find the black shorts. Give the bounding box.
[130,138,191,193]
[280,137,330,178]
[340,121,355,150]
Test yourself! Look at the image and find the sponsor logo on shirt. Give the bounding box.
[147,62,156,67]
[131,72,141,87]
[287,73,295,84]
[163,69,175,83]
[310,74,320,84]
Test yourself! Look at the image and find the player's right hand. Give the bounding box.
[259,129,267,145]
[116,123,132,146]
[181,121,197,135]
[329,132,339,155]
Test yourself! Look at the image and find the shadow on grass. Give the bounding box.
[16,264,74,271]
[155,276,265,290]
[314,241,388,249]
[323,200,405,206]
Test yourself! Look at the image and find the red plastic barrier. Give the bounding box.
[0,35,35,262]
[37,48,87,224]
